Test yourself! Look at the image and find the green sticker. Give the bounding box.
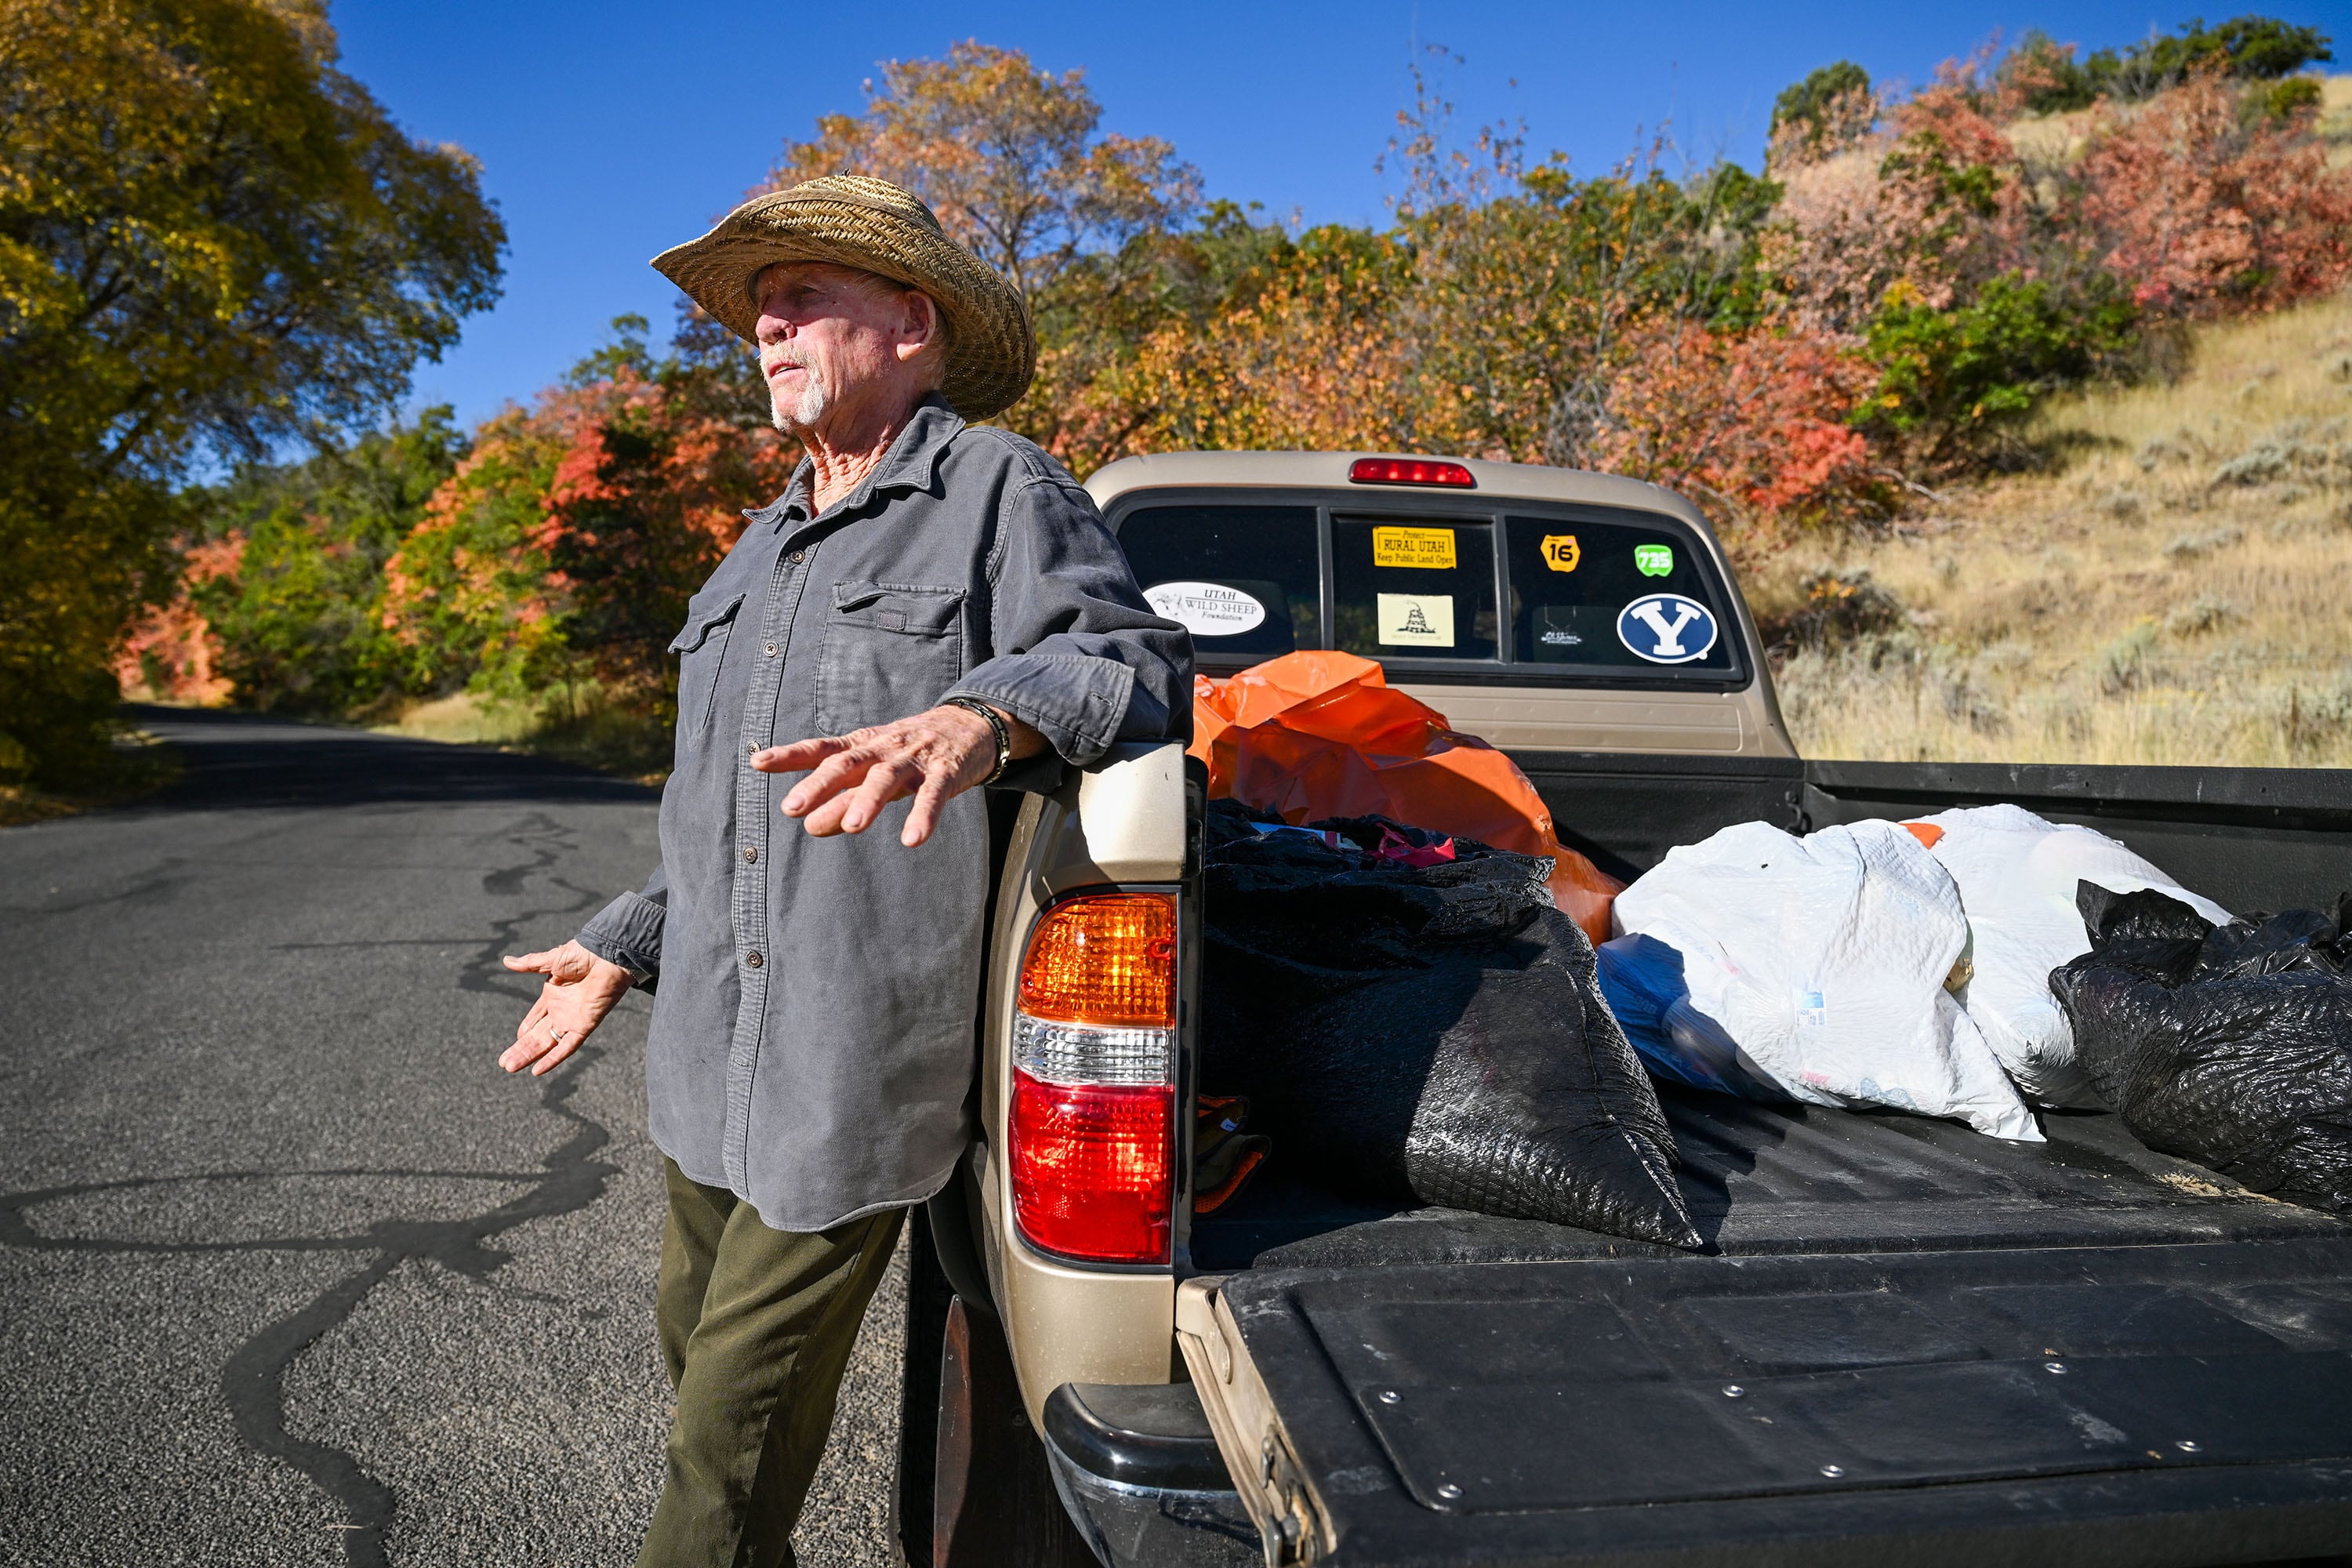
[1634,543,1675,577]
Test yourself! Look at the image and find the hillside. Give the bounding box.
[1759,284,2352,768]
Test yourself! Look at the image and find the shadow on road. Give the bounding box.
[123,704,659,811]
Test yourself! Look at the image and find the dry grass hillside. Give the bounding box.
[1756,285,2352,768]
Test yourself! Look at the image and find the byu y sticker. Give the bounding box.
[1617,593,1718,663]
[1539,534,1581,572]
[1144,580,1267,637]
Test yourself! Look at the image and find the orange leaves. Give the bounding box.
[764,40,1197,304]
[114,532,244,704]
[381,354,797,702]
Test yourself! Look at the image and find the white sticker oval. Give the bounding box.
[1144,580,1268,637]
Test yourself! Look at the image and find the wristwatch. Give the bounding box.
[941,696,1012,786]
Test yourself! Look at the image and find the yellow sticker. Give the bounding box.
[1371,526,1457,569]
[1539,534,1581,573]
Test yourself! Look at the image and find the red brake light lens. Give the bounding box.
[1011,1074,1174,1262]
[1009,892,1178,1264]
[1348,456,1475,488]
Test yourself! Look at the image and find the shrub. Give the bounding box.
[1855,274,2140,472]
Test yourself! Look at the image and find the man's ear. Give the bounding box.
[896,290,942,365]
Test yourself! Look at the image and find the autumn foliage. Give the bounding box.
[134,25,2352,742]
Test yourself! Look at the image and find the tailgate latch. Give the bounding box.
[1258,1426,1319,1565]
[1177,1278,1330,1566]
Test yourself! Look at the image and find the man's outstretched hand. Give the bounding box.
[499,939,633,1076]
[753,702,1042,849]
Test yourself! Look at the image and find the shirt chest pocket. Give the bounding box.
[815,581,967,735]
[670,590,746,737]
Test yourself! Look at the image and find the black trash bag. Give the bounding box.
[2051,881,2352,1214]
[1200,799,1701,1250]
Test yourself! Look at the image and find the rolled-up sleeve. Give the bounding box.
[575,861,667,989]
[945,471,1192,791]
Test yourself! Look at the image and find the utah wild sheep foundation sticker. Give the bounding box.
[1377,593,1454,648]
[1617,593,1718,663]
[1143,580,1268,638]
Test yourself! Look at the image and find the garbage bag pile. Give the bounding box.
[1200,800,1702,1250]
[1191,650,1623,945]
[1911,804,2230,1107]
[1599,819,2043,1141]
[2053,884,2352,1213]
[1595,804,2292,1152]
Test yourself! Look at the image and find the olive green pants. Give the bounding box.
[637,1158,906,1568]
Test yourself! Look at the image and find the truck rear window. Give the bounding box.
[1505,514,1735,672]
[1116,503,1319,658]
[1333,516,1499,662]
[1111,494,1744,684]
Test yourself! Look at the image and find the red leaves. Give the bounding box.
[1591,321,1878,526]
[2074,71,2352,316]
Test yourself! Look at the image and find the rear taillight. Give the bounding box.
[1348,456,1475,488]
[1010,892,1177,1264]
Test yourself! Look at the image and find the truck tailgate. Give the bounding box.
[1179,1089,2352,1568]
[1180,1240,2352,1566]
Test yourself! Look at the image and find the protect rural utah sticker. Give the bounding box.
[1143,580,1268,637]
[1377,592,1454,647]
[1372,526,1457,569]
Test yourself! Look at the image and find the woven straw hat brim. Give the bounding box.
[652,187,1036,421]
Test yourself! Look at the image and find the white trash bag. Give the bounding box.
[1911,804,2232,1109]
[1603,818,2042,1142]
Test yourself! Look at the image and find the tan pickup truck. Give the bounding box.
[889,452,2352,1568]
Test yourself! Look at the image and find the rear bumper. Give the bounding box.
[1040,1381,1261,1568]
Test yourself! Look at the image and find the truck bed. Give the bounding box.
[1060,757,2352,1568]
[1195,1087,2348,1274]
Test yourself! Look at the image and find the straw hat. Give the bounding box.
[651,176,1036,420]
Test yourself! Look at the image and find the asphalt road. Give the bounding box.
[0,710,909,1568]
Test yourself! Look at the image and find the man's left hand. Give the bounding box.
[753,703,1041,848]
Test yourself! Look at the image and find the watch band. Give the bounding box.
[942,696,1012,786]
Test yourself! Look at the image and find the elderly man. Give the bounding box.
[492,176,1190,1566]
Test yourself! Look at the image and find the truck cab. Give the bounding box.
[897,453,2352,1568]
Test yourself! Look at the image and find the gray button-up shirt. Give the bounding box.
[572,399,1190,1231]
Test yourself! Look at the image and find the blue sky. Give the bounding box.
[333,0,2343,429]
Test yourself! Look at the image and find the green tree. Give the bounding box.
[1854,274,2140,474]
[1771,60,1875,151]
[0,0,503,782]
[186,410,469,714]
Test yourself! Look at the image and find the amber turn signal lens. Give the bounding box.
[1017,893,1177,1028]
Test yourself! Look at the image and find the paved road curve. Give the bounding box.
[0,711,909,1568]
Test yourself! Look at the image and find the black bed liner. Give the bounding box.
[1185,1091,2352,1566]
[1194,1085,2347,1272]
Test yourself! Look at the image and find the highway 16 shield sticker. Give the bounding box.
[1617,593,1718,664]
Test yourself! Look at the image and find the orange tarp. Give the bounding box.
[1189,651,1623,945]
